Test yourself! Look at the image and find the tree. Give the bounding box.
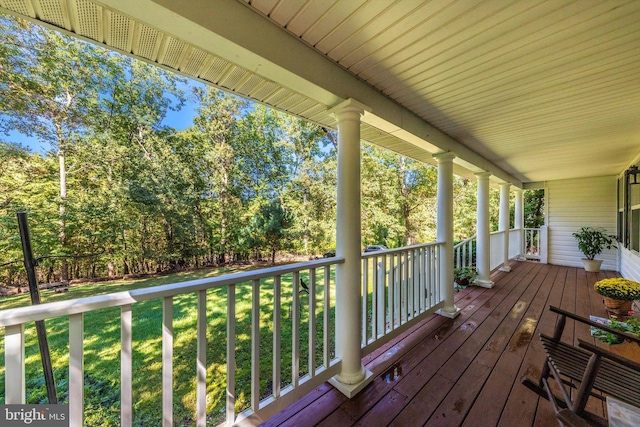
[1,12,187,278]
[94,58,186,273]
[360,145,440,247]
[525,189,545,228]
[0,142,28,210]
[396,156,437,245]
[280,117,336,255]
[361,144,404,247]
[0,144,60,285]
[242,199,293,264]
[191,87,246,263]
[0,15,122,280]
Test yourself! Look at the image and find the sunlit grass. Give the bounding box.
[0,264,336,426]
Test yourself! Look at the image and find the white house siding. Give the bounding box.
[621,247,640,281]
[547,176,618,271]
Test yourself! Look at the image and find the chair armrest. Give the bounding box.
[550,306,640,345]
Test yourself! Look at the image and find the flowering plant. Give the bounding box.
[594,278,640,301]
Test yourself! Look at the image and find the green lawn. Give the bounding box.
[0,265,336,426]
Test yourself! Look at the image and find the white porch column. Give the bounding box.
[434,152,460,319]
[499,183,511,272]
[515,188,525,260]
[327,99,373,398]
[475,172,494,288]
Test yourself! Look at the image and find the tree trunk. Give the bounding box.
[219,178,229,264]
[218,142,234,264]
[162,215,174,267]
[59,151,69,281]
[303,191,309,254]
[400,156,412,246]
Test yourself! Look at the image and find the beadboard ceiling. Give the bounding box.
[2,0,640,186]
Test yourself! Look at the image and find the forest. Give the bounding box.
[0,13,544,288]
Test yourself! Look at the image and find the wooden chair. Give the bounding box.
[522,306,640,427]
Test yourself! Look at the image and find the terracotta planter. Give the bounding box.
[605,340,640,364]
[582,258,603,272]
[602,297,633,316]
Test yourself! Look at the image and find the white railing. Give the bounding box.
[454,235,476,269]
[489,230,505,270]
[524,227,541,260]
[0,258,343,427]
[509,229,522,259]
[457,228,538,271]
[360,242,443,355]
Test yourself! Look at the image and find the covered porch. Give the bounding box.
[262,261,620,427]
[1,1,640,426]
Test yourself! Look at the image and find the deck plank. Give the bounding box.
[259,262,624,427]
[501,266,568,427]
[461,262,554,426]
[390,263,541,425]
[422,263,548,426]
[575,267,607,418]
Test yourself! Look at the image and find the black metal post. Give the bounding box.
[17,212,58,404]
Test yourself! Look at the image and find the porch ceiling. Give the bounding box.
[2,0,640,186]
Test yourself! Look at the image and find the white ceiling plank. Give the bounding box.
[390,7,640,106]
[286,0,338,37]
[299,0,364,47]
[313,0,395,55]
[247,0,279,16]
[267,0,307,26]
[355,0,530,81]
[379,0,637,99]
[326,0,435,63]
[417,34,640,114]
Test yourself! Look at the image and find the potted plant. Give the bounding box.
[590,315,640,345]
[594,278,640,316]
[454,265,477,289]
[572,226,616,272]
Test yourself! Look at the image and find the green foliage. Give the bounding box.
[453,265,477,286]
[361,144,440,247]
[573,226,616,260]
[508,188,545,229]
[0,11,486,284]
[524,189,545,228]
[242,199,294,264]
[591,316,640,345]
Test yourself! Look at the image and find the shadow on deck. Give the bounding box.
[258,261,619,426]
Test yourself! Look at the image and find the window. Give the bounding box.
[621,166,640,252]
[633,210,640,252]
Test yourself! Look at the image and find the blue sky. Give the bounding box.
[6,80,206,154]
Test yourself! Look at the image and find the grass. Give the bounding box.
[0,265,336,426]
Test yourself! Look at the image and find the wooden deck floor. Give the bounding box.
[260,261,621,427]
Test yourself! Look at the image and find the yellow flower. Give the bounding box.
[594,278,640,301]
